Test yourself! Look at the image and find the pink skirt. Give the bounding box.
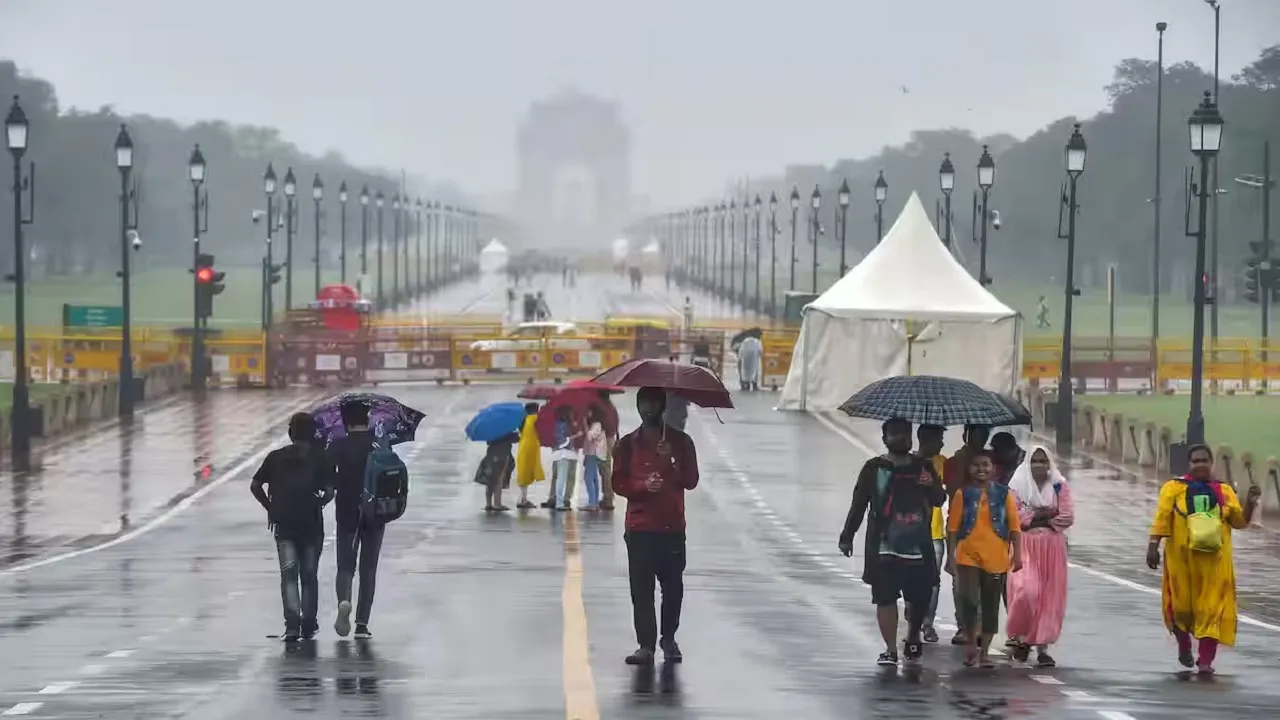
[1005,528,1069,645]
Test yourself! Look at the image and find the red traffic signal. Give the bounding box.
[196,266,214,283]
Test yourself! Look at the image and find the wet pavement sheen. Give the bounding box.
[0,276,1273,719]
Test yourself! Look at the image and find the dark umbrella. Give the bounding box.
[591,358,733,409]
[730,327,764,351]
[311,392,425,445]
[838,375,1030,427]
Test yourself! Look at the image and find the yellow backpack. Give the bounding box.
[1180,486,1223,553]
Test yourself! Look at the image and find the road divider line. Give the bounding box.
[0,703,42,716]
[812,411,1280,633]
[36,682,77,695]
[561,512,600,720]
[0,393,324,578]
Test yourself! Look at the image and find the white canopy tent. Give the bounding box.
[479,239,509,274]
[778,192,1022,412]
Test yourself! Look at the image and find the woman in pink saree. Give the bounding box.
[1005,445,1073,667]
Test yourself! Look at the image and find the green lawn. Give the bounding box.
[1077,394,1280,463]
[0,382,74,410]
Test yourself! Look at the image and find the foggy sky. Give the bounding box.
[2,0,1277,207]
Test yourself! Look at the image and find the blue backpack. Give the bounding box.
[361,441,409,524]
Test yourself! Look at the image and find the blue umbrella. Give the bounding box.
[466,402,527,443]
[838,375,1031,427]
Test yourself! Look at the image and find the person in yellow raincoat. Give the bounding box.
[514,403,545,509]
[1147,443,1260,675]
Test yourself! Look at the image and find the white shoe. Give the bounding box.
[335,600,352,637]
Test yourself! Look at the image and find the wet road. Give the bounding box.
[2,276,1276,719]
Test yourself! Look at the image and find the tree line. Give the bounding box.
[0,61,471,278]
[735,46,1279,302]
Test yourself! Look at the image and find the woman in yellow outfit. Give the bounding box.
[1147,443,1260,674]
[514,403,546,509]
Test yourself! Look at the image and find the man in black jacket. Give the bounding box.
[838,418,945,666]
[250,412,334,641]
[326,401,385,640]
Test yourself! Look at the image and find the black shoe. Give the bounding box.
[1178,648,1194,668]
[1036,651,1057,668]
[903,641,923,663]
[922,625,939,643]
[301,620,318,640]
[950,630,967,646]
[625,647,655,666]
[282,626,301,642]
[353,624,372,640]
[877,650,898,666]
[540,500,555,509]
[660,638,683,663]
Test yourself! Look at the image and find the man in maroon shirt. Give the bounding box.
[612,386,700,667]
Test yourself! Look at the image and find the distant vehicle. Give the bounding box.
[469,321,591,352]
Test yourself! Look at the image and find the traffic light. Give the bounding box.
[1244,241,1271,305]
[268,262,284,286]
[195,253,226,320]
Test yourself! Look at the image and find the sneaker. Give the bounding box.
[282,626,301,642]
[903,641,923,663]
[625,647,656,666]
[334,601,352,637]
[660,638,683,663]
[540,500,555,509]
[1036,651,1057,668]
[922,625,939,643]
[353,624,372,640]
[301,626,317,640]
[877,650,898,666]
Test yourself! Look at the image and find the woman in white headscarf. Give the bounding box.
[1005,445,1074,667]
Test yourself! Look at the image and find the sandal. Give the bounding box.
[1036,651,1057,668]
[484,505,495,512]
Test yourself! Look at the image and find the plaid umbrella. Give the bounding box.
[838,375,1031,427]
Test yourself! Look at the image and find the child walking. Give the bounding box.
[581,407,608,510]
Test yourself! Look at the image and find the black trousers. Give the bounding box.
[625,531,686,650]
[336,523,387,625]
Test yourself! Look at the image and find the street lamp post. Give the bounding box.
[1152,21,1168,352]
[188,143,207,394]
[263,165,277,331]
[375,191,385,306]
[810,186,821,293]
[432,201,442,287]
[283,168,296,311]
[6,96,34,470]
[415,198,423,297]
[715,204,725,297]
[728,199,737,304]
[338,181,348,284]
[115,125,138,417]
[359,185,369,292]
[977,146,996,285]
[837,179,850,276]
[768,193,778,316]
[789,187,799,291]
[874,171,888,243]
[1056,124,1088,454]
[1185,91,1225,446]
[312,174,324,298]
[753,195,762,312]
[391,194,401,306]
[939,153,955,247]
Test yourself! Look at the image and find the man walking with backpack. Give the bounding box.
[250,412,334,641]
[327,400,409,639]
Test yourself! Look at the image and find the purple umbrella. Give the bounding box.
[311,392,425,446]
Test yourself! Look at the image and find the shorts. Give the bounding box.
[869,558,934,607]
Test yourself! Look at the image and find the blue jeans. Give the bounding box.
[583,455,601,507]
[276,535,322,631]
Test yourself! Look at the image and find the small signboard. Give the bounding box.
[62,304,124,328]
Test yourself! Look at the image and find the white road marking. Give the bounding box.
[1061,689,1095,701]
[812,413,1280,634]
[1,703,42,715]
[36,682,77,695]
[78,665,106,676]
[1030,675,1065,685]
[105,649,135,658]
[1097,712,1138,720]
[0,395,323,578]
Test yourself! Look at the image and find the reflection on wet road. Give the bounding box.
[0,277,1272,719]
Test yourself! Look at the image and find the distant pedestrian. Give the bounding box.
[535,291,551,321]
[515,403,545,509]
[476,432,517,512]
[737,335,762,391]
[682,297,694,331]
[250,412,334,641]
[614,387,700,666]
[1006,445,1074,667]
[947,450,1022,668]
[581,407,608,510]
[1147,443,1260,675]
[839,418,945,666]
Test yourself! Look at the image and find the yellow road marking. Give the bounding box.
[562,512,600,720]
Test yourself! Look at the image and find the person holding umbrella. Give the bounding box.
[612,387,701,666]
[466,402,530,513]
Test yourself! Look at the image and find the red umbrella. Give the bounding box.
[534,387,619,446]
[591,358,734,409]
[516,384,560,401]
